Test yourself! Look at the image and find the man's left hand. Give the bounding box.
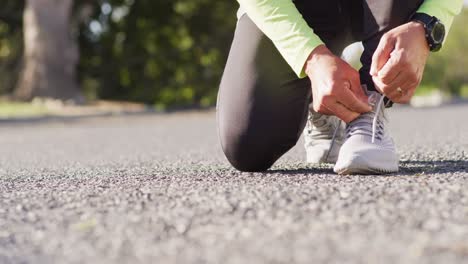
[370,21,430,104]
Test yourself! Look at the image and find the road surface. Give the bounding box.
[1,104,467,264]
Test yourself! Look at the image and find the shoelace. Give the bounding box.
[330,93,386,149]
[324,118,342,162]
[371,95,386,143]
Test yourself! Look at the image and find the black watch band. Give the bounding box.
[411,13,445,52]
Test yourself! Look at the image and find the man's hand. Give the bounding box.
[370,21,430,103]
[305,45,371,123]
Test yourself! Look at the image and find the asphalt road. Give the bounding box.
[1,104,467,264]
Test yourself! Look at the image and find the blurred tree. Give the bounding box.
[422,8,468,95]
[0,0,24,95]
[14,0,83,102]
[1,1,466,107]
[78,0,237,108]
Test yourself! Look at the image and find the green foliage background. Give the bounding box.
[421,8,468,95]
[0,1,467,108]
[0,0,238,108]
[0,0,24,96]
[78,0,237,108]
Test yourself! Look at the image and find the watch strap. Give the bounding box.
[411,12,444,52]
[412,13,436,27]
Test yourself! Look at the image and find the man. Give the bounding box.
[217,0,463,174]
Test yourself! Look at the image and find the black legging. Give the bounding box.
[217,0,423,172]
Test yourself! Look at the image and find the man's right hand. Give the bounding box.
[304,45,371,123]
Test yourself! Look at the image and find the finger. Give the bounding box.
[398,89,416,104]
[373,75,405,98]
[312,87,334,115]
[336,83,372,113]
[372,76,385,94]
[377,54,401,84]
[347,71,369,103]
[386,88,404,103]
[388,71,408,88]
[313,102,334,115]
[325,101,360,123]
[392,80,417,104]
[384,78,413,103]
[373,76,400,102]
[377,71,407,96]
[370,35,396,76]
[312,93,333,115]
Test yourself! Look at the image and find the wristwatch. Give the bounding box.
[411,13,446,52]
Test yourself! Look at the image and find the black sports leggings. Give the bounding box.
[217,0,423,172]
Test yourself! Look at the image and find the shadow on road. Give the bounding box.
[266,167,333,175]
[399,160,468,175]
[263,159,467,176]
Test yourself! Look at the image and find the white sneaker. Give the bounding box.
[334,91,399,175]
[303,110,345,164]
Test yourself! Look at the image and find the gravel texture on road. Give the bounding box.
[0,104,467,264]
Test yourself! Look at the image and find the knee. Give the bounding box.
[220,130,293,172]
[223,143,275,172]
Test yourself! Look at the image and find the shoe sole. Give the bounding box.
[334,156,398,175]
[335,166,398,175]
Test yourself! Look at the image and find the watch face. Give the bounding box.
[431,22,446,44]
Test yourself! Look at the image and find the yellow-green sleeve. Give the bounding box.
[237,0,324,78]
[417,0,464,36]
